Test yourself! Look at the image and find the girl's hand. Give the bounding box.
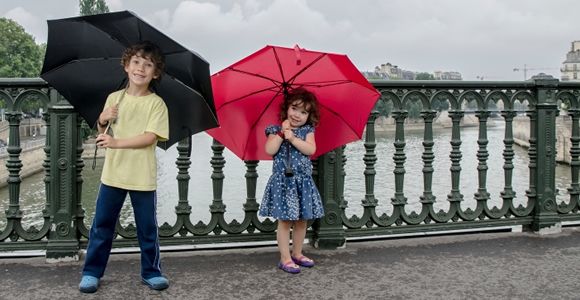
[96,133,116,148]
[281,120,290,131]
[281,120,295,142]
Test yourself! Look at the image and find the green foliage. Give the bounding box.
[432,98,450,112]
[20,97,43,114]
[405,101,422,119]
[0,18,43,77]
[415,72,435,80]
[79,0,110,16]
[374,99,392,117]
[80,120,95,140]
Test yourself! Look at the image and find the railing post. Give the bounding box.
[45,91,80,261]
[312,148,346,249]
[529,78,561,234]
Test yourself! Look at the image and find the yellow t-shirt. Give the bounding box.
[100,90,169,191]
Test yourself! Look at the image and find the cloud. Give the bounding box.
[1,0,577,80]
[106,0,124,11]
[150,0,357,73]
[3,7,45,43]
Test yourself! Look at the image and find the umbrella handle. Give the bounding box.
[91,122,113,170]
[284,142,293,177]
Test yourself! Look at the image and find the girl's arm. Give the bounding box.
[265,132,284,156]
[96,131,157,149]
[287,132,316,156]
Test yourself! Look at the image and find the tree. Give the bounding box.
[0,18,43,77]
[78,0,110,141]
[80,0,110,16]
[415,72,435,80]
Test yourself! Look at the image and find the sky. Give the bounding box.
[1,0,578,80]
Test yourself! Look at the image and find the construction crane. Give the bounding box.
[513,64,559,80]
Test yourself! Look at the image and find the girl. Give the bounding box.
[259,88,324,274]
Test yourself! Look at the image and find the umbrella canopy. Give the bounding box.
[206,45,380,160]
[41,10,218,149]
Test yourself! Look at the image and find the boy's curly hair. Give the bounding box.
[121,41,165,87]
[279,87,320,126]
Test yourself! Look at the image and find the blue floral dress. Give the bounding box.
[259,124,324,221]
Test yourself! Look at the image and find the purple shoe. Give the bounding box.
[278,261,300,274]
[291,256,315,268]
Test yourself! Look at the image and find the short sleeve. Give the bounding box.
[265,125,281,136]
[145,96,169,141]
[305,124,315,134]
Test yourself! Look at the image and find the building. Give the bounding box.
[561,40,580,82]
[364,63,462,81]
[371,63,413,80]
[433,70,463,80]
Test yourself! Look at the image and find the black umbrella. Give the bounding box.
[40,10,218,149]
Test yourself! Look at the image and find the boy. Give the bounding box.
[79,41,170,293]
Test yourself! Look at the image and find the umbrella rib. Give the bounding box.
[287,53,328,85]
[317,101,362,138]
[214,85,283,110]
[242,88,285,159]
[272,47,287,86]
[184,84,220,125]
[228,67,283,86]
[293,79,353,89]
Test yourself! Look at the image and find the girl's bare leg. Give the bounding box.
[291,220,310,260]
[277,220,295,264]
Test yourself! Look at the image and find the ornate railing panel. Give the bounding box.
[1,78,579,260]
[0,79,52,251]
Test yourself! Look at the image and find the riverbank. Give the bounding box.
[0,140,105,188]
[373,113,500,132]
[512,115,572,164]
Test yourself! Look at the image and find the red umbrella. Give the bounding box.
[207,44,380,160]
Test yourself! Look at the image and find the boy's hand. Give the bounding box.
[100,106,118,123]
[96,133,116,148]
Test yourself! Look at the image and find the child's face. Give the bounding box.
[286,99,310,128]
[124,52,158,89]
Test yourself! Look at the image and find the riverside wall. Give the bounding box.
[374,111,494,132]
[0,141,105,188]
[512,115,571,164]
[374,113,571,164]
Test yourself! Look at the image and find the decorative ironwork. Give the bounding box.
[1,78,580,258]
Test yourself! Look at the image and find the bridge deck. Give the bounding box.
[2,227,579,299]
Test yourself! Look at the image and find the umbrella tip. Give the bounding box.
[293,44,301,66]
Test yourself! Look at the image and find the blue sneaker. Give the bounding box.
[142,276,169,290]
[79,275,99,293]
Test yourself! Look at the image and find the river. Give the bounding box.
[0,125,573,228]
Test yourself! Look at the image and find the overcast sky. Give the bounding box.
[1,0,578,80]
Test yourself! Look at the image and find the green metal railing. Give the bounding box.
[0,78,579,260]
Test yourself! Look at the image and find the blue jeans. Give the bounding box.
[82,184,162,279]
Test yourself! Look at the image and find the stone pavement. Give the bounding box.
[2,227,580,300]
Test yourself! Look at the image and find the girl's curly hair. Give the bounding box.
[279,87,320,126]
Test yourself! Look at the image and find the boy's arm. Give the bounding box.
[96,120,107,134]
[97,105,118,133]
[96,131,157,149]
